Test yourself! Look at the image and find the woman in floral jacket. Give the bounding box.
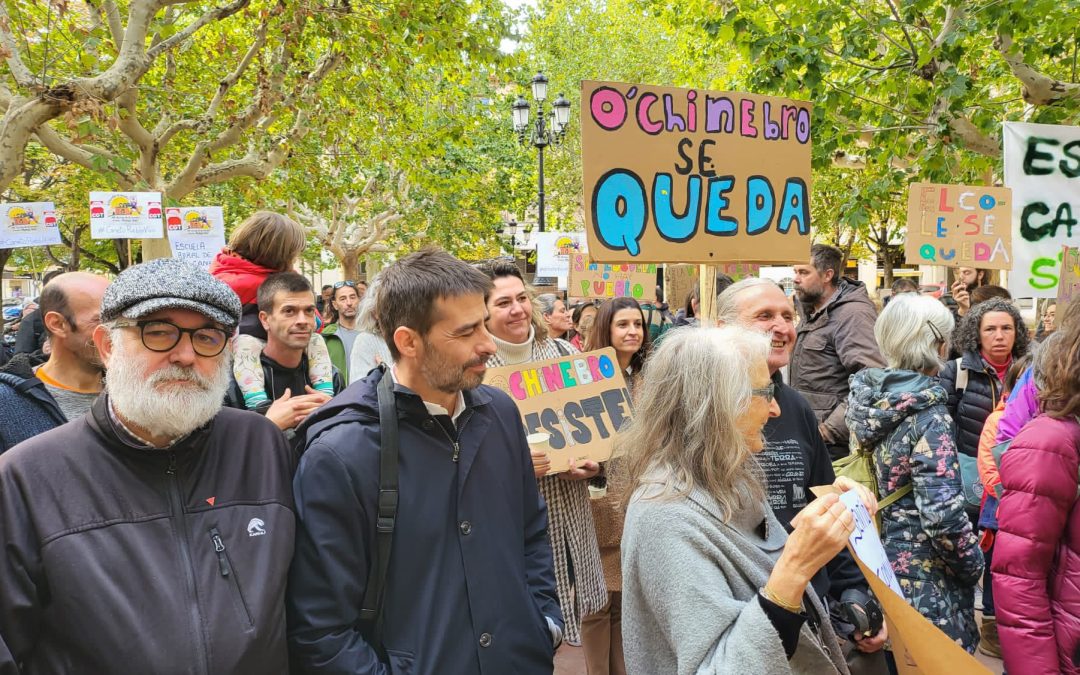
[846,295,984,653]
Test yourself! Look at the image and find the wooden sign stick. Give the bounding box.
[699,264,718,326]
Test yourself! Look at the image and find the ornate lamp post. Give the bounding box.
[512,73,571,233]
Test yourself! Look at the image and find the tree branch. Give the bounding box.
[933,5,963,50]
[34,124,138,187]
[0,4,42,89]
[997,33,1080,106]
[146,0,251,60]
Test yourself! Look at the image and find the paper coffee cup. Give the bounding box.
[526,432,551,450]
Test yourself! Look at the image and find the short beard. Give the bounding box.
[795,286,821,305]
[106,336,232,441]
[421,338,486,395]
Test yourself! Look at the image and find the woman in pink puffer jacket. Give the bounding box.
[992,313,1080,675]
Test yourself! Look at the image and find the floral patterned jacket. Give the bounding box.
[846,368,984,653]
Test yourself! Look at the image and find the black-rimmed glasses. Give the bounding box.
[113,319,229,357]
[751,381,777,403]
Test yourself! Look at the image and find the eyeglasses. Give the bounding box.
[333,280,356,289]
[113,320,229,357]
[751,381,777,403]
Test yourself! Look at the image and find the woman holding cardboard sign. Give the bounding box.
[477,260,607,648]
[620,326,873,675]
[579,297,652,675]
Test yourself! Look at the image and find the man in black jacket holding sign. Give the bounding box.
[287,248,562,675]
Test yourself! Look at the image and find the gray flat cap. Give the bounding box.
[101,258,242,330]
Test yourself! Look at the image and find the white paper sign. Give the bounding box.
[533,232,587,283]
[840,490,905,598]
[89,191,164,239]
[166,207,226,269]
[0,202,61,249]
[1004,122,1080,298]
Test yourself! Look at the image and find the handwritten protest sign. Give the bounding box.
[839,491,904,597]
[89,191,163,239]
[166,207,226,270]
[813,485,991,674]
[581,80,812,264]
[662,263,761,308]
[905,183,1012,269]
[1004,122,1080,298]
[1057,245,1080,316]
[534,232,587,283]
[0,202,60,249]
[485,348,631,474]
[569,253,657,301]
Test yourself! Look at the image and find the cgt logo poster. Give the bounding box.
[166,207,226,269]
[485,348,631,474]
[581,80,812,264]
[1004,122,1080,298]
[0,202,60,249]
[89,191,164,239]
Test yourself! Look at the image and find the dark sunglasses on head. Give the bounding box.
[333,280,357,290]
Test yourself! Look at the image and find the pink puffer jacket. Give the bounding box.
[992,414,1080,675]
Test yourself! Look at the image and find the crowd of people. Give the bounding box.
[0,214,1077,675]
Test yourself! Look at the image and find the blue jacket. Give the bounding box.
[0,353,66,455]
[286,367,562,675]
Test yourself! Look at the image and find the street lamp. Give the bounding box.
[513,72,572,233]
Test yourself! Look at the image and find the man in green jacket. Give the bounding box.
[323,280,362,381]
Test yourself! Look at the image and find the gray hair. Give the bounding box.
[535,293,561,317]
[356,273,381,334]
[618,325,769,521]
[1033,330,1064,390]
[716,277,784,325]
[874,293,954,372]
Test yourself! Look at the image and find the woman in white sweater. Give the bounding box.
[619,326,875,675]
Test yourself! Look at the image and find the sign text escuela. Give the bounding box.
[581,80,812,264]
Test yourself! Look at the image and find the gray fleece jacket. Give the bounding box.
[621,485,848,675]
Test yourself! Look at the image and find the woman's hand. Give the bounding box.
[531,450,551,479]
[832,476,878,518]
[767,494,856,607]
[557,459,601,481]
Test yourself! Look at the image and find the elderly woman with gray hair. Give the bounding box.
[621,326,875,675]
[347,275,393,383]
[535,293,574,341]
[846,294,983,652]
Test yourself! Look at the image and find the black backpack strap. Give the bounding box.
[359,364,399,654]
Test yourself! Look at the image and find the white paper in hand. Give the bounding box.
[839,490,905,598]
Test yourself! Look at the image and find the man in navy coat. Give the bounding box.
[287,248,563,674]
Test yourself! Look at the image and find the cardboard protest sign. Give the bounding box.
[1057,245,1080,316]
[166,207,226,270]
[663,263,761,308]
[533,232,587,284]
[484,348,631,474]
[0,202,60,249]
[905,183,1012,270]
[89,191,164,239]
[581,80,812,264]
[813,485,991,674]
[569,253,658,301]
[1004,122,1080,298]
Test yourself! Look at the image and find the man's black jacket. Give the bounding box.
[0,395,296,674]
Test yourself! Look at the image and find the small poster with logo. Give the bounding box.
[533,232,587,285]
[0,202,61,249]
[166,207,226,269]
[89,191,164,239]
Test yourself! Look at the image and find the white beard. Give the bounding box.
[106,336,232,441]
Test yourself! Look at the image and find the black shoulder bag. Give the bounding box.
[358,364,399,658]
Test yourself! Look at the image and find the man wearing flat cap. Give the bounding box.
[0,258,296,674]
